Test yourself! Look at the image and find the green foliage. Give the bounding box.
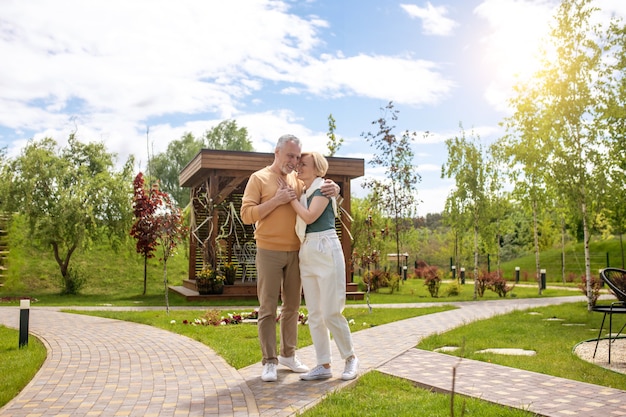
[148,132,203,207]
[415,261,443,297]
[498,0,622,309]
[325,113,343,157]
[60,266,86,295]
[148,120,253,207]
[203,119,254,152]
[444,281,461,297]
[0,237,191,303]
[442,126,498,299]
[349,197,386,271]
[361,101,421,275]
[361,268,390,292]
[424,274,441,298]
[0,135,134,294]
[498,238,625,283]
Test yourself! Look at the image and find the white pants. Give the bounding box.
[299,229,355,365]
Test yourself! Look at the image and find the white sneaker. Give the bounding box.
[300,364,332,381]
[278,355,309,373]
[261,363,278,382]
[342,356,359,380]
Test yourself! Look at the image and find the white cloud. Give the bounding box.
[0,0,325,130]
[295,54,455,105]
[0,0,455,170]
[400,2,459,36]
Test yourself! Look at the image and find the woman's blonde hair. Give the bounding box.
[301,151,328,177]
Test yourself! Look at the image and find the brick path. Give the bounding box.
[1,295,625,416]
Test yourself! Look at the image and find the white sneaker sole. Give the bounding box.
[300,373,332,381]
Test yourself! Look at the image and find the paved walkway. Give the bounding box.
[1,296,625,416]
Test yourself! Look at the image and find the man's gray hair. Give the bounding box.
[276,134,302,150]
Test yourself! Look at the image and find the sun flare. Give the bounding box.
[476,0,558,111]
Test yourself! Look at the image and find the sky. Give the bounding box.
[1,0,625,215]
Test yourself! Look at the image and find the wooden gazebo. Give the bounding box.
[171,149,365,300]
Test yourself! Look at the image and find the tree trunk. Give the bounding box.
[163,260,170,315]
[143,255,148,295]
[473,221,479,301]
[582,201,593,311]
[619,230,624,269]
[561,216,566,284]
[532,200,541,295]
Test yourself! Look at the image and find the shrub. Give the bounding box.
[444,281,461,297]
[475,270,491,297]
[475,270,514,298]
[414,261,438,280]
[424,275,441,297]
[60,267,86,295]
[388,273,401,293]
[488,275,515,298]
[423,269,442,298]
[362,269,390,291]
[578,274,601,306]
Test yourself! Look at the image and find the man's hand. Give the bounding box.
[275,178,297,204]
[320,179,340,198]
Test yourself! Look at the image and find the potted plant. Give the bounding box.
[221,262,238,285]
[196,266,226,295]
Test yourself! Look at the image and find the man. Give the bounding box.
[240,134,338,382]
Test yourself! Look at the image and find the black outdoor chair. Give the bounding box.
[592,267,626,363]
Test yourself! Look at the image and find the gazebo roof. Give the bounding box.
[179,149,365,189]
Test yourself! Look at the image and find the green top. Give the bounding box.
[305,189,335,233]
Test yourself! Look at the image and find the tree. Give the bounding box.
[149,120,254,208]
[326,114,344,157]
[601,18,626,268]
[534,0,608,309]
[0,135,134,294]
[498,0,624,306]
[442,126,495,299]
[153,191,187,314]
[203,119,254,151]
[349,196,385,273]
[361,102,421,275]
[130,172,160,295]
[149,133,204,208]
[497,84,553,289]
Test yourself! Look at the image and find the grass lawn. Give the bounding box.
[0,326,46,408]
[0,276,580,307]
[352,278,579,305]
[417,301,626,389]
[300,371,536,417]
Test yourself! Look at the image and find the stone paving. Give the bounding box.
[0,295,625,416]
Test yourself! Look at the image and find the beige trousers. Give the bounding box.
[255,247,302,365]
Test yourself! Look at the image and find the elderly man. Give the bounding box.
[241,134,339,382]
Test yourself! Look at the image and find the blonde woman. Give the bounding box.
[291,152,359,381]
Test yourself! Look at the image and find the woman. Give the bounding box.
[290,151,359,381]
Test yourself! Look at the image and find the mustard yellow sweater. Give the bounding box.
[240,167,303,252]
